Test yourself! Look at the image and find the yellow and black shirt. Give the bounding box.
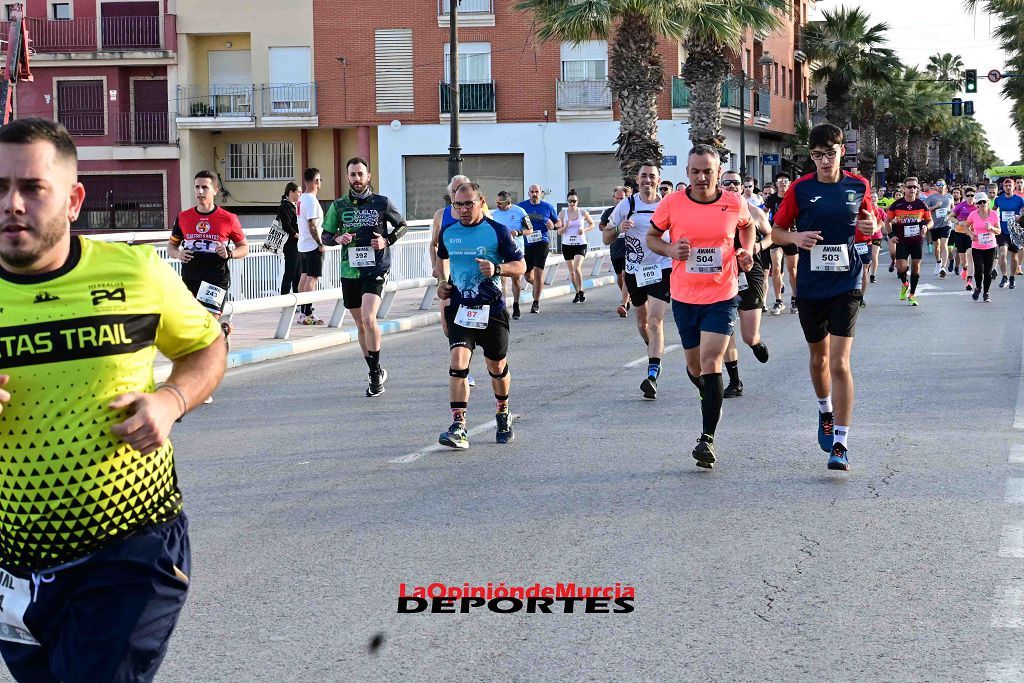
[0,237,220,573]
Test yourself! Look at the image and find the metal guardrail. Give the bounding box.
[439,81,495,113]
[261,82,317,117]
[114,111,172,145]
[15,16,163,52]
[438,0,493,13]
[177,84,255,118]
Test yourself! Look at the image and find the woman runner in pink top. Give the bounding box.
[965,191,999,302]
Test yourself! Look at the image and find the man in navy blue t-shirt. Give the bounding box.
[772,123,877,473]
[993,177,1024,288]
[516,184,560,313]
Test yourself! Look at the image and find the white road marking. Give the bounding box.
[1010,445,1024,465]
[622,345,682,369]
[999,523,1024,559]
[990,584,1024,628]
[390,415,520,464]
[1007,478,1024,505]
[986,658,1024,682]
[1015,325,1024,429]
[914,291,969,297]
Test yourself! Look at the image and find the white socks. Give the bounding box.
[834,425,849,448]
[817,395,833,414]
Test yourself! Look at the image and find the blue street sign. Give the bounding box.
[662,155,677,166]
[762,153,781,165]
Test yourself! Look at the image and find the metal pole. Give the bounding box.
[447,0,463,180]
[739,74,746,178]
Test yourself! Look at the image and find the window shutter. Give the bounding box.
[375,29,413,113]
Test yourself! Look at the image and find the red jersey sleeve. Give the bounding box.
[858,177,875,216]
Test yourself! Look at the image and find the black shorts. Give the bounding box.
[996,233,1020,253]
[895,241,924,261]
[797,289,862,343]
[183,277,229,315]
[782,243,799,257]
[444,305,510,361]
[737,261,766,311]
[299,249,323,277]
[611,256,626,274]
[524,242,549,270]
[561,244,587,261]
[929,226,951,240]
[952,232,973,253]
[342,275,386,310]
[871,238,883,247]
[624,268,672,307]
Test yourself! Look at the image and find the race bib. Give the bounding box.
[525,230,544,244]
[685,247,723,274]
[635,264,663,287]
[737,272,748,292]
[0,569,40,645]
[454,305,490,329]
[563,234,586,246]
[977,231,997,247]
[904,225,921,238]
[1002,211,1018,225]
[349,246,375,268]
[935,208,949,219]
[810,244,850,272]
[196,281,227,310]
[854,242,869,256]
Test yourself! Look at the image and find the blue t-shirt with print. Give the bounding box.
[993,193,1024,235]
[516,199,558,243]
[438,217,525,314]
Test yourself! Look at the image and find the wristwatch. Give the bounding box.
[494,263,502,277]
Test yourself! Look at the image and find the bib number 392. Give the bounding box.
[685,247,723,274]
[811,244,850,272]
[349,246,375,268]
[454,305,490,329]
[0,569,40,645]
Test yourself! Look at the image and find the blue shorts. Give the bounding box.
[0,514,191,683]
[672,298,737,350]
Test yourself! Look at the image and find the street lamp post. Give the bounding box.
[447,0,463,180]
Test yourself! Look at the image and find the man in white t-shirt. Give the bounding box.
[296,167,325,325]
[603,161,671,400]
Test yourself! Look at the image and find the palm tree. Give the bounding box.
[679,0,788,156]
[801,6,901,129]
[925,52,965,96]
[514,0,690,180]
[965,0,1024,158]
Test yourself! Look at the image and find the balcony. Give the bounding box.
[439,81,495,119]
[176,84,255,129]
[437,0,494,26]
[18,16,162,53]
[556,80,612,120]
[671,78,769,124]
[260,82,318,127]
[754,88,771,120]
[794,100,809,123]
[115,112,172,146]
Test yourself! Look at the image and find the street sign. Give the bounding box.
[844,141,858,155]
[988,69,1002,83]
[662,155,677,166]
[762,153,780,165]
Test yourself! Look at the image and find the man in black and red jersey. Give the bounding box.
[884,177,932,306]
[168,170,249,323]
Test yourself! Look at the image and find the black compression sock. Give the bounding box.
[700,373,725,436]
[910,273,920,295]
[898,270,908,286]
[368,350,380,372]
[725,360,740,384]
[365,355,374,371]
[687,369,704,395]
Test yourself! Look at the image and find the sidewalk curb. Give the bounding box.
[155,275,618,381]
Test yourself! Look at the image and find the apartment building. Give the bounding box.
[2,0,179,229]
[314,0,811,220]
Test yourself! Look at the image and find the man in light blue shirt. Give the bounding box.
[491,190,531,319]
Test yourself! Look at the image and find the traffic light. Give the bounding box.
[952,98,962,117]
[965,69,977,93]
[964,100,975,116]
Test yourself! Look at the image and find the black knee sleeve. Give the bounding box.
[449,367,470,378]
[488,363,509,379]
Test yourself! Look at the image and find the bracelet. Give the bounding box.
[156,383,187,418]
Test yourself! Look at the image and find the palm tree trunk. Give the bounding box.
[681,38,731,157]
[908,131,929,176]
[857,120,877,180]
[608,11,664,181]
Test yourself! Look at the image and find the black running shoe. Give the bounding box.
[888,262,895,273]
[579,291,586,302]
[512,302,521,320]
[366,369,385,397]
[439,422,469,449]
[790,296,798,314]
[530,301,539,314]
[495,411,514,444]
[640,375,658,400]
[723,380,743,398]
[572,292,581,303]
[1000,276,1009,288]
[692,434,716,468]
[750,342,769,364]
[869,274,876,284]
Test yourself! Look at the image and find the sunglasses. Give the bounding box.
[904,186,919,190]
[721,180,742,187]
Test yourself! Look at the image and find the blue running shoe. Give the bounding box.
[439,422,469,450]
[495,411,514,444]
[818,411,834,453]
[827,443,850,471]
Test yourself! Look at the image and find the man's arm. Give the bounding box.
[748,203,772,252]
[384,200,408,245]
[646,225,675,258]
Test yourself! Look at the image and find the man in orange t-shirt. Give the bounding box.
[647,144,755,469]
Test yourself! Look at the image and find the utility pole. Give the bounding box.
[447,0,463,181]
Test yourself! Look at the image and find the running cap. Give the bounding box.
[974,192,990,203]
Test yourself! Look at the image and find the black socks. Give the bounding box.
[700,373,724,437]
[725,360,740,384]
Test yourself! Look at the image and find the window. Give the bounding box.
[404,154,523,221]
[561,40,608,81]
[227,142,294,181]
[376,29,413,113]
[51,2,70,20]
[57,80,105,135]
[567,153,622,207]
[775,66,779,95]
[3,4,16,20]
[745,49,752,76]
[444,42,491,83]
[268,47,312,113]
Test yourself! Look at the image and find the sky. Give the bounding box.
[810,0,1020,164]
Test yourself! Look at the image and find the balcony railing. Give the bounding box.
[261,82,317,117]
[177,85,255,118]
[439,81,495,114]
[556,80,612,111]
[58,112,105,136]
[438,0,493,13]
[115,112,171,145]
[22,16,162,53]
[754,88,771,118]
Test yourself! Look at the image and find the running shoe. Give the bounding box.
[295,313,307,325]
[869,274,876,284]
[640,375,658,400]
[366,369,385,397]
[305,315,326,326]
[530,301,540,314]
[984,293,992,303]
[899,284,908,300]
[439,422,469,449]
[751,342,769,364]
[949,259,956,272]
[692,434,716,469]
[1000,276,1009,288]
[992,268,998,280]
[468,374,476,387]
[617,304,627,318]
[889,262,895,273]
[908,295,918,306]
[203,395,214,405]
[961,268,967,281]
[966,277,973,291]
[939,268,946,279]
[495,411,514,444]
[771,300,785,315]
[723,380,743,398]
[827,443,850,471]
[859,299,867,308]
[972,289,981,301]
[1010,278,1016,289]
[512,302,521,320]
[790,296,798,314]
[818,411,834,453]
[379,366,389,386]
[579,291,586,302]
[572,292,581,303]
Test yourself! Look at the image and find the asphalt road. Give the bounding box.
[150,268,1023,682]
